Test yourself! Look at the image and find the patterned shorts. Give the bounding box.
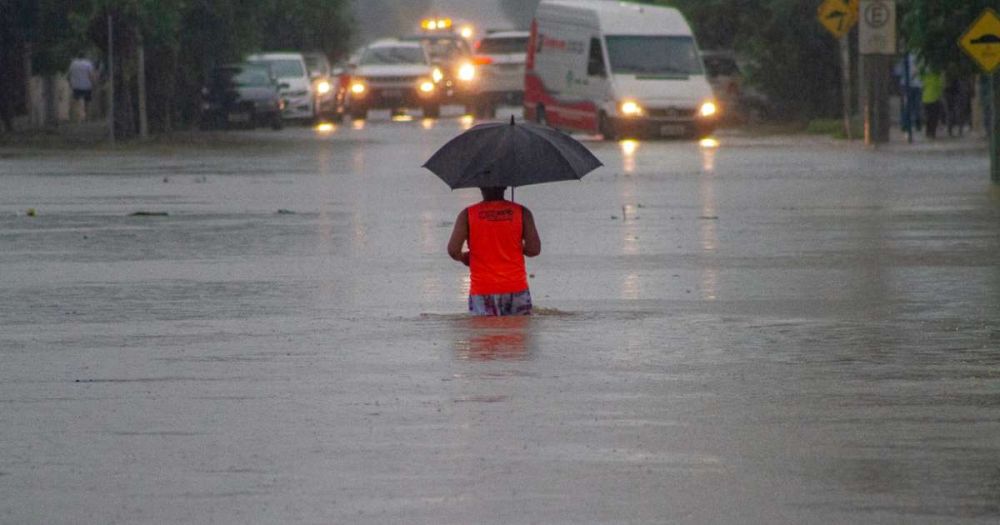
[468,289,532,316]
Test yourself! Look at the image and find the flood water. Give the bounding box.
[2,110,999,523]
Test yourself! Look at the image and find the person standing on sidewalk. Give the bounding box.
[920,68,944,139]
[67,53,96,122]
[894,53,922,133]
[447,187,541,316]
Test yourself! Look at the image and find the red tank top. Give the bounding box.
[468,200,529,295]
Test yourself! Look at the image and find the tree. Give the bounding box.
[635,0,842,119]
[899,0,996,75]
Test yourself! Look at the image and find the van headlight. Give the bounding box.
[350,81,366,95]
[419,80,436,94]
[620,100,644,117]
[316,80,332,95]
[457,63,476,82]
[699,100,718,118]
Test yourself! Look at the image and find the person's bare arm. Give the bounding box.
[522,207,541,257]
[447,209,470,266]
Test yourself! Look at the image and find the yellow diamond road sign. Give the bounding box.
[818,0,859,39]
[960,8,1000,73]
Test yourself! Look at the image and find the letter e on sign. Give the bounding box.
[859,0,896,55]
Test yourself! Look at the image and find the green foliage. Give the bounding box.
[632,0,842,119]
[899,0,996,75]
[2,0,354,135]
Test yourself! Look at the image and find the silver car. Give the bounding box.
[470,30,530,118]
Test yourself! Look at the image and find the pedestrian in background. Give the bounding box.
[448,187,541,316]
[893,53,922,133]
[67,53,96,122]
[920,68,944,139]
[944,72,972,137]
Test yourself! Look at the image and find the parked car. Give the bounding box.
[303,51,347,122]
[400,33,477,113]
[470,30,531,118]
[701,49,772,123]
[246,52,315,123]
[199,63,284,130]
[347,39,444,120]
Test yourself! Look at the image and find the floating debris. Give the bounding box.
[26,208,36,217]
[129,211,169,217]
[277,209,296,215]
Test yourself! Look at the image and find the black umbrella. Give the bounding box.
[423,116,602,190]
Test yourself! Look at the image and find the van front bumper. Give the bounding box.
[610,116,717,138]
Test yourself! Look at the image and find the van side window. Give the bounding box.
[587,37,606,77]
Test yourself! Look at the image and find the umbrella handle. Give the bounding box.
[511,187,515,202]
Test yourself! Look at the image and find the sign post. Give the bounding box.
[817,0,859,140]
[859,0,895,145]
[958,8,1000,184]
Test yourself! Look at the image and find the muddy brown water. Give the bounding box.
[2,111,999,523]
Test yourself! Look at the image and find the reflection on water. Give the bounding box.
[453,315,533,361]
[620,139,639,174]
[314,122,336,134]
[421,118,436,130]
[391,114,414,122]
[699,137,719,172]
[459,114,475,130]
[351,119,366,130]
[699,138,719,300]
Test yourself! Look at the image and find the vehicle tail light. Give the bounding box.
[472,56,493,66]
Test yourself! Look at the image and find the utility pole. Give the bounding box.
[859,0,895,146]
[839,35,853,140]
[107,14,115,147]
[137,35,148,140]
[992,73,999,184]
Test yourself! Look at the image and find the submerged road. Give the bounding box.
[1,109,999,524]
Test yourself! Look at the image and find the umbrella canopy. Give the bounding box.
[423,116,602,189]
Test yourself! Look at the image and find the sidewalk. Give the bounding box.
[879,125,990,154]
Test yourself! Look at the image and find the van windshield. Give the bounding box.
[605,36,703,76]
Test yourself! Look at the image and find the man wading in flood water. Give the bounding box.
[447,187,541,316]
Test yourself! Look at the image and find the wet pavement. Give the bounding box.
[2,108,999,524]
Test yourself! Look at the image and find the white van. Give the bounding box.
[524,0,718,139]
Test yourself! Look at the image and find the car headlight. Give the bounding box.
[699,100,718,118]
[431,67,444,83]
[350,81,366,95]
[620,100,643,117]
[419,80,436,93]
[316,80,332,95]
[457,63,476,82]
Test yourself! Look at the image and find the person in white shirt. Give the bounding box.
[67,54,96,122]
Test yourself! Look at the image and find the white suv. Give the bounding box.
[246,52,315,122]
[347,39,444,120]
[471,30,530,118]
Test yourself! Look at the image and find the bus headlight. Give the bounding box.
[316,80,332,95]
[350,81,366,95]
[620,100,643,117]
[457,63,476,82]
[699,100,718,118]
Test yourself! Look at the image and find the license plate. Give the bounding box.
[382,89,403,99]
[228,112,250,123]
[659,124,687,136]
